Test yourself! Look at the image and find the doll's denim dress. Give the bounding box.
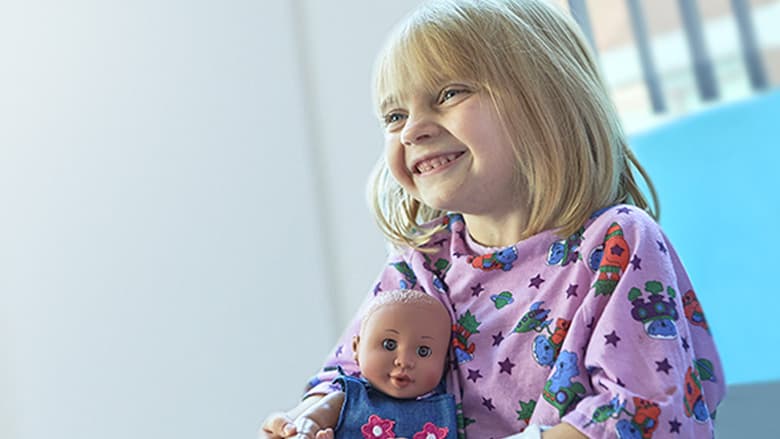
[333,374,457,439]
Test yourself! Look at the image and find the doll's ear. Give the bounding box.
[352,335,360,364]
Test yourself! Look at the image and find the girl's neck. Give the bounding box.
[462,210,529,248]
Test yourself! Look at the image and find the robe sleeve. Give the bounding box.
[559,210,726,438]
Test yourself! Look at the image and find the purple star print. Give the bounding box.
[617,207,631,214]
[498,357,515,375]
[669,418,682,434]
[492,331,505,347]
[482,397,496,411]
[656,358,672,374]
[566,284,578,299]
[604,330,621,347]
[610,244,624,256]
[471,283,485,297]
[657,240,667,253]
[630,255,642,271]
[529,274,545,289]
[467,368,483,383]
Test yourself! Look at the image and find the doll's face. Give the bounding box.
[353,300,451,399]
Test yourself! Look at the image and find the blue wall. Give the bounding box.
[630,89,780,385]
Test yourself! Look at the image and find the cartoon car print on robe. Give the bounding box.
[513,301,552,334]
[694,358,717,383]
[592,223,631,296]
[455,402,475,438]
[452,310,481,364]
[682,289,710,333]
[490,291,514,309]
[584,395,627,427]
[423,255,451,294]
[588,244,605,272]
[615,397,662,439]
[390,261,417,290]
[441,213,464,231]
[468,246,518,271]
[546,228,584,266]
[542,351,586,416]
[628,280,680,339]
[515,399,537,425]
[532,318,571,367]
[684,365,710,423]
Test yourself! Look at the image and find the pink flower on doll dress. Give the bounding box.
[361,414,396,439]
[412,422,449,439]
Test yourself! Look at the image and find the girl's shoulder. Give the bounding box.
[390,213,463,258]
[583,204,661,239]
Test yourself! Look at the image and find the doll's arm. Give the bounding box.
[258,395,324,438]
[539,423,586,438]
[291,391,346,439]
[502,423,586,439]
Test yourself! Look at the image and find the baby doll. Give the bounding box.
[292,289,456,439]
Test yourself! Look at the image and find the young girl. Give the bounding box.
[291,289,456,439]
[261,0,725,438]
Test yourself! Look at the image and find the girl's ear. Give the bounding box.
[352,335,360,364]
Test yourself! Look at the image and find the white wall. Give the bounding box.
[0,0,406,437]
[295,0,421,330]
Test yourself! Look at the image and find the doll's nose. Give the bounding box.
[394,351,415,368]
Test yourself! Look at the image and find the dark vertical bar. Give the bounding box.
[730,0,769,90]
[626,0,667,113]
[568,0,598,54]
[677,0,719,101]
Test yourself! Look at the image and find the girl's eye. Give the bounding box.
[382,339,397,351]
[417,346,432,357]
[383,112,406,126]
[438,88,467,104]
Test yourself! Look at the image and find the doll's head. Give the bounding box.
[368,0,657,249]
[352,290,451,399]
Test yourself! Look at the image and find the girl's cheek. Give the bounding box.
[385,144,415,190]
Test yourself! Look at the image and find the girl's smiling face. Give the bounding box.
[380,82,523,220]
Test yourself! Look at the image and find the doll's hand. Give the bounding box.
[258,396,326,438]
[314,428,334,439]
[290,415,325,439]
[258,411,296,438]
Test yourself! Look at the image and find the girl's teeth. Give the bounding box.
[416,154,458,173]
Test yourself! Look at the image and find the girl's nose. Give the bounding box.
[400,114,440,146]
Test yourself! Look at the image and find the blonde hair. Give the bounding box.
[369,0,658,250]
[361,289,450,334]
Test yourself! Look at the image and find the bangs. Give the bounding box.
[373,5,487,115]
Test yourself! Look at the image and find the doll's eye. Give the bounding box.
[417,346,432,357]
[382,339,397,351]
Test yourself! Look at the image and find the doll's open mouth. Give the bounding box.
[390,374,412,387]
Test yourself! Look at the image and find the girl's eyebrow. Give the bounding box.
[379,96,400,114]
